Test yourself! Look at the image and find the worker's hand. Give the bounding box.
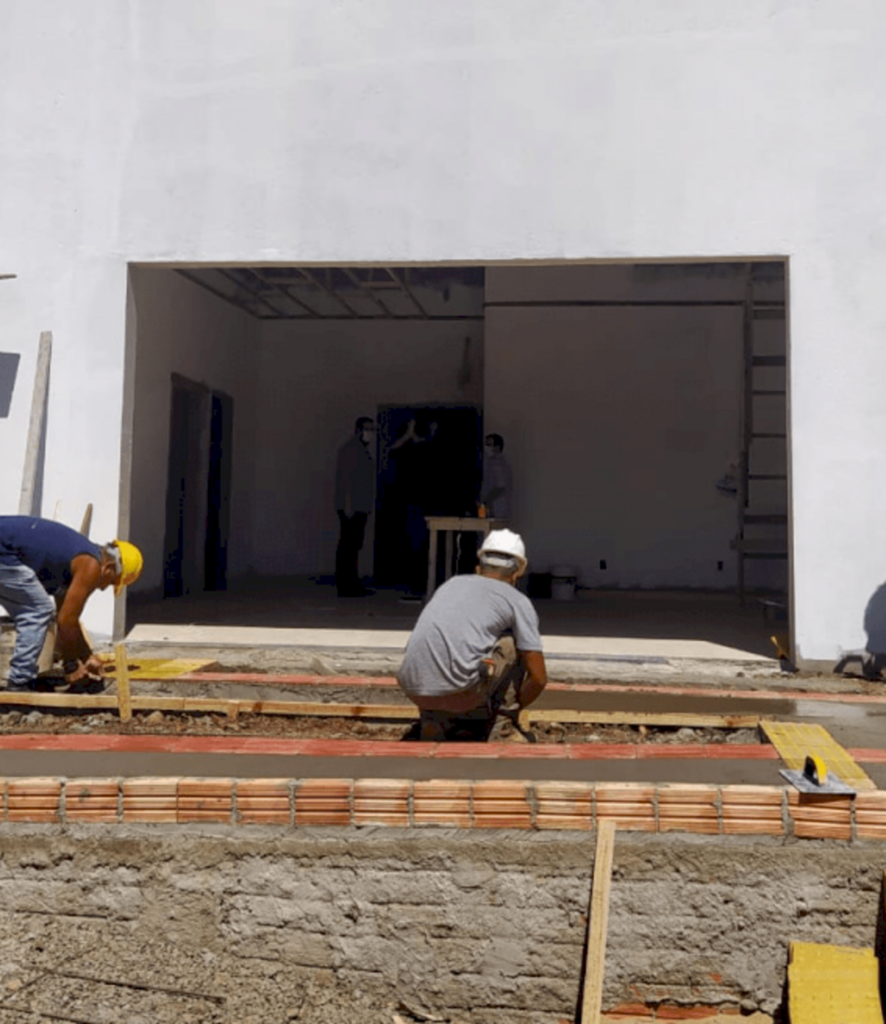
[64,661,91,686]
[84,654,105,675]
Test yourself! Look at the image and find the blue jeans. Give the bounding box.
[0,563,55,688]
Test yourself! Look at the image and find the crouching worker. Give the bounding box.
[0,516,143,692]
[397,529,547,741]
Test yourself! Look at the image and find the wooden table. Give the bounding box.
[425,516,508,598]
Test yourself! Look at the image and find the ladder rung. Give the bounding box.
[742,552,788,560]
[751,432,786,439]
[752,390,786,396]
[752,356,786,367]
[752,308,786,321]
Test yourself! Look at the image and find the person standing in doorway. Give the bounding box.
[335,416,376,597]
[479,433,512,519]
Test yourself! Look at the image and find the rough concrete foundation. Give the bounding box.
[0,828,881,1022]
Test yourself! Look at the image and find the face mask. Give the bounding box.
[362,430,374,444]
[485,446,496,456]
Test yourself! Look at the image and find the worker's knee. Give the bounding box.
[32,590,56,628]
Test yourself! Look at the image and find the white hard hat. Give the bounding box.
[479,529,527,569]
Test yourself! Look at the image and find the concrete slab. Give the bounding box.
[125,622,773,663]
[126,579,783,667]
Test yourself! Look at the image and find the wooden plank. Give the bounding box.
[18,331,51,516]
[115,643,132,722]
[527,709,760,729]
[580,819,616,1024]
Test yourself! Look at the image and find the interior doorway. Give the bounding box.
[163,374,233,598]
[374,404,482,589]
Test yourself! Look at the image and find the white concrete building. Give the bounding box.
[1,1,883,667]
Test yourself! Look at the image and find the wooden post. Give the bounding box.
[79,503,93,537]
[18,331,52,516]
[580,819,616,1024]
[115,643,132,723]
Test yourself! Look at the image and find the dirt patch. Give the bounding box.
[0,706,763,747]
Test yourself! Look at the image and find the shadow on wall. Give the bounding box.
[0,352,20,417]
[835,582,886,677]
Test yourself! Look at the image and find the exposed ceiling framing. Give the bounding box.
[176,266,485,321]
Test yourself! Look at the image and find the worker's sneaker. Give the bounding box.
[64,675,106,695]
[4,680,36,692]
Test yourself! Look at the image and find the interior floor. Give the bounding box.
[128,577,783,660]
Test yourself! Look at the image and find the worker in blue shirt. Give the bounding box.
[0,516,143,691]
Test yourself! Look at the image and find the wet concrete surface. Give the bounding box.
[533,688,796,715]
[0,748,789,784]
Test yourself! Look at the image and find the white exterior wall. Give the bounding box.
[1,1,884,659]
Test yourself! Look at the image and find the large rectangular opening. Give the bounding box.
[122,259,789,661]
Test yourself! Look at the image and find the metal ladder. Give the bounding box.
[735,263,788,604]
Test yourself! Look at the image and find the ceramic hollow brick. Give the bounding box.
[178,779,234,797]
[413,779,472,826]
[856,822,886,840]
[793,821,852,840]
[236,780,290,797]
[295,812,351,826]
[721,819,786,835]
[65,779,120,823]
[354,779,411,798]
[236,784,291,826]
[535,814,593,831]
[414,780,472,798]
[721,785,784,805]
[8,779,61,822]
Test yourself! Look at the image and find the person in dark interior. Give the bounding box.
[334,416,376,597]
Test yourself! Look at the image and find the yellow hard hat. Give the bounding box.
[112,540,143,595]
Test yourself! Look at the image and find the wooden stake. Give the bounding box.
[580,819,616,1023]
[115,643,132,722]
[18,331,52,516]
[79,503,93,537]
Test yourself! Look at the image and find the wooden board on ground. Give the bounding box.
[0,690,770,728]
[99,657,219,680]
[522,709,760,730]
[580,819,616,1024]
[762,721,876,791]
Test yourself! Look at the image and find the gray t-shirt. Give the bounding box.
[398,574,543,698]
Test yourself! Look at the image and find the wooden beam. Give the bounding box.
[521,709,760,729]
[0,692,421,718]
[580,819,616,1023]
[115,643,132,723]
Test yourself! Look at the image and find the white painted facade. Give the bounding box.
[1,1,884,663]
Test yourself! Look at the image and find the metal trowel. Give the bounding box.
[780,753,855,795]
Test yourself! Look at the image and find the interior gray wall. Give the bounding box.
[484,264,787,589]
[251,318,484,577]
[127,268,258,595]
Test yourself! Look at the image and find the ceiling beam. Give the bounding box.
[297,268,361,318]
[253,269,322,317]
[341,268,395,318]
[385,267,429,319]
[215,269,290,318]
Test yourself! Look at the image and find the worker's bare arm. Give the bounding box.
[516,650,547,707]
[56,554,101,663]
